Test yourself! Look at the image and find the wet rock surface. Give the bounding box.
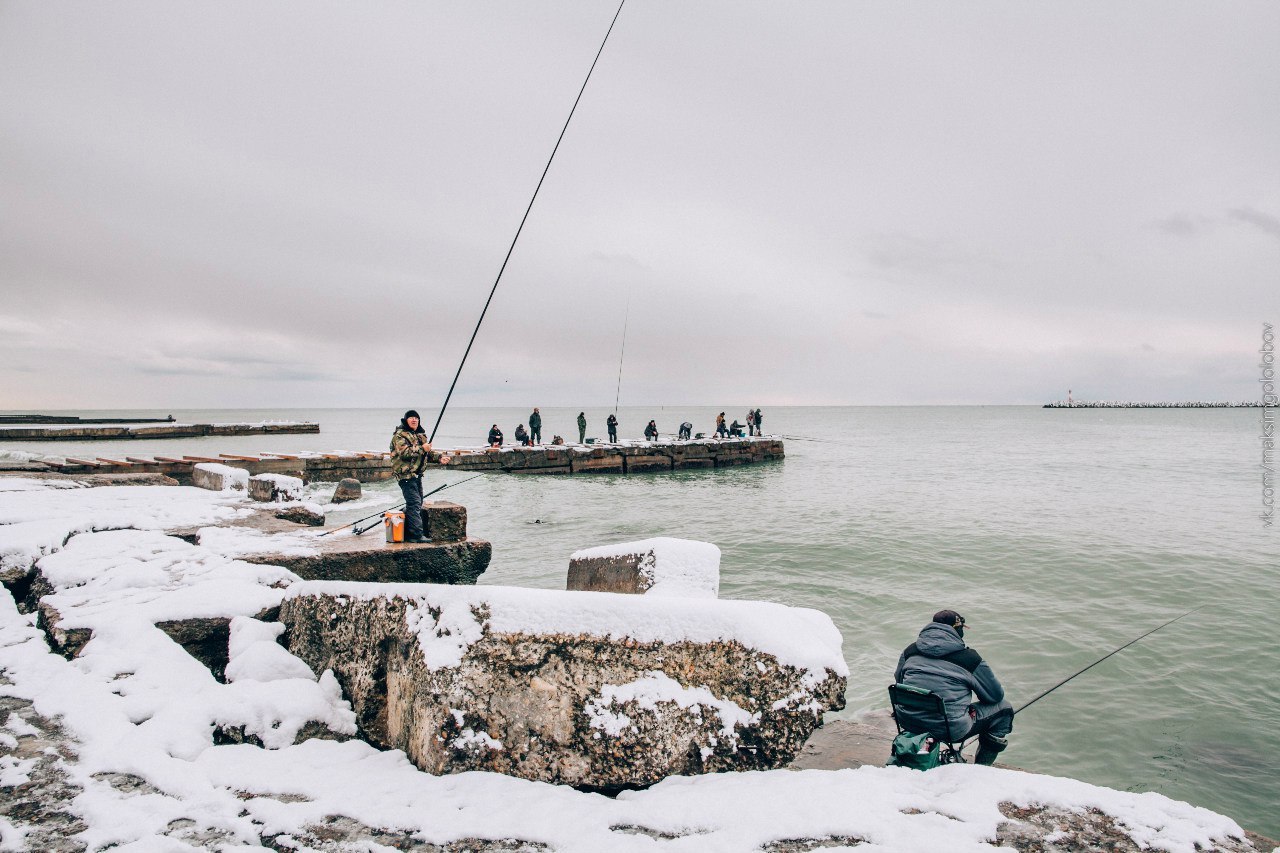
[330,477,362,503]
[279,590,846,789]
[243,537,491,585]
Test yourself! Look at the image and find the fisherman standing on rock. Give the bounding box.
[390,410,431,544]
[894,610,1014,765]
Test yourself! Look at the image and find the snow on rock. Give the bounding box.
[191,462,250,492]
[279,581,846,787]
[247,473,304,503]
[568,536,721,598]
[0,475,1267,851]
[0,477,249,582]
[225,616,317,683]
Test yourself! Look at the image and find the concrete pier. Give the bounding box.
[8,437,783,483]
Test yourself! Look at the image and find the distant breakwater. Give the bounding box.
[1043,401,1264,409]
[0,421,319,441]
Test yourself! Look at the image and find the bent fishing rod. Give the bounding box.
[428,0,627,444]
[955,605,1204,754]
[316,473,487,537]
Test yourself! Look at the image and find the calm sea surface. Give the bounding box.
[4,405,1277,837]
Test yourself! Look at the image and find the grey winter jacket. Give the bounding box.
[894,622,1005,738]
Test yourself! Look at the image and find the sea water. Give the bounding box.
[4,405,1276,838]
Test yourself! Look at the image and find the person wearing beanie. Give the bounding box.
[390,410,431,543]
[893,609,1014,765]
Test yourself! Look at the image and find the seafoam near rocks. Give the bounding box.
[567,536,721,597]
[280,581,847,788]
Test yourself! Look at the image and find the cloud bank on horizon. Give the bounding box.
[1,1,1277,409]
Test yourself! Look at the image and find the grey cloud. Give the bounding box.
[1155,214,1203,237]
[1227,207,1280,241]
[1,2,1277,407]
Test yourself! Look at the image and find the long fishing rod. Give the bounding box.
[954,605,1204,755]
[1013,605,1204,715]
[428,0,628,443]
[317,473,487,537]
[614,295,630,414]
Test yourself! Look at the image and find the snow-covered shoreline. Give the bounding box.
[0,476,1267,851]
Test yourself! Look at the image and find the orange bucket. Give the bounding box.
[384,511,405,543]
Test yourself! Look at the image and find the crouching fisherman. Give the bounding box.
[391,410,431,543]
[894,609,1014,765]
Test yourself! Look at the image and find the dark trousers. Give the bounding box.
[608,428,617,442]
[531,428,541,443]
[399,476,424,539]
[961,700,1015,741]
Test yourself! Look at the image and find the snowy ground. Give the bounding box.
[0,477,1266,852]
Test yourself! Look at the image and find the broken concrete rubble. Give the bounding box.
[279,582,847,789]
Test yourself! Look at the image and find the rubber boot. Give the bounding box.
[974,734,1008,766]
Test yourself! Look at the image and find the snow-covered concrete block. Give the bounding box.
[568,537,720,598]
[248,473,304,502]
[192,463,249,492]
[279,581,846,788]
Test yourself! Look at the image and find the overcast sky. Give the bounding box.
[1,1,1277,409]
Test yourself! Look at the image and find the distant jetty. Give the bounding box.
[0,421,319,441]
[1044,401,1264,409]
[0,414,176,424]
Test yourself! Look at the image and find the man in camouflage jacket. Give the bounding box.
[391,410,431,543]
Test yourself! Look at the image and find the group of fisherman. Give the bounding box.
[483,408,767,448]
[390,409,1017,764]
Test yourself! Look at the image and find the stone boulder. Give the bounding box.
[191,463,249,492]
[248,473,304,502]
[331,478,362,503]
[274,503,326,527]
[568,537,720,598]
[279,582,847,789]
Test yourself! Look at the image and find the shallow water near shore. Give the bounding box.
[4,404,1277,837]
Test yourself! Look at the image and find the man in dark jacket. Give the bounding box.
[894,610,1014,765]
[514,424,530,446]
[487,425,503,447]
[529,408,542,444]
[390,410,430,543]
[606,413,618,443]
[577,412,587,444]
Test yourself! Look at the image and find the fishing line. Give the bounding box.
[614,294,630,414]
[428,0,628,443]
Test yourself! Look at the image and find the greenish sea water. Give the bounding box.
[5,405,1277,837]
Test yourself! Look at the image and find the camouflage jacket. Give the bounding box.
[390,427,429,480]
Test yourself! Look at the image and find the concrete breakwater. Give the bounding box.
[0,421,319,441]
[1043,401,1263,408]
[0,414,176,424]
[432,437,784,475]
[16,437,783,482]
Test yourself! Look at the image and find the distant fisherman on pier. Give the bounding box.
[529,408,542,444]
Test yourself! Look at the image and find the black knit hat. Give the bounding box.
[403,410,420,420]
[933,609,965,628]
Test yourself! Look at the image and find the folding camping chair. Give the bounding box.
[887,683,967,766]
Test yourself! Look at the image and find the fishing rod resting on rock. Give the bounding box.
[317,473,487,538]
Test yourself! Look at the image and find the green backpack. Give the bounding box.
[887,730,942,770]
